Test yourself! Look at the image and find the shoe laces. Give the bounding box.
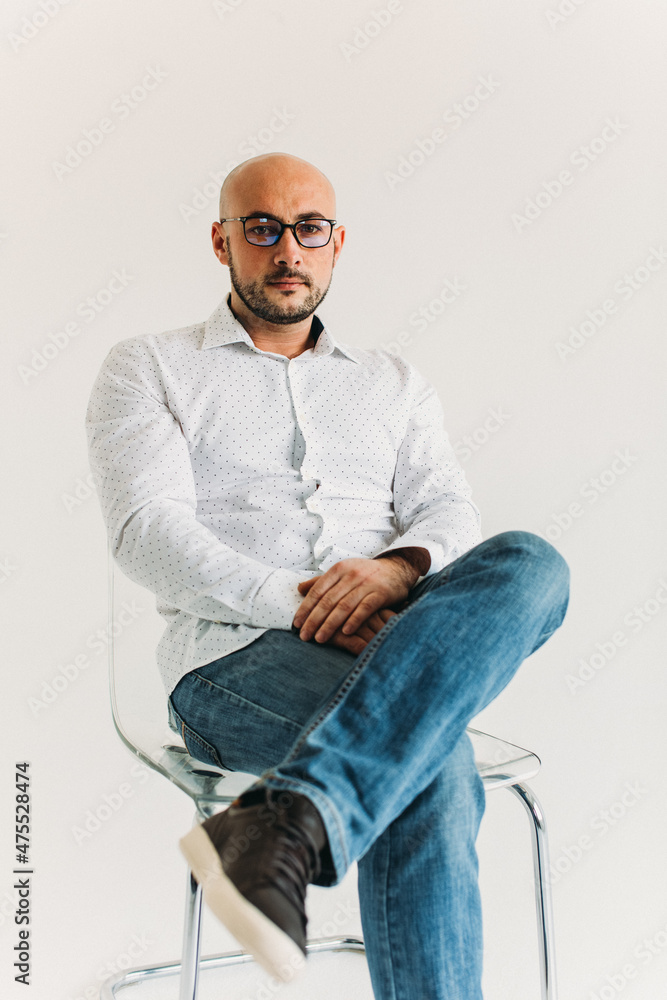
[265,816,321,917]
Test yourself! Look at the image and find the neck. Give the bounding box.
[229,293,315,359]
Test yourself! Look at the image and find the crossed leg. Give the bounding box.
[169,531,569,998]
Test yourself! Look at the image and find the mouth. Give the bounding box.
[267,274,308,291]
[267,280,305,290]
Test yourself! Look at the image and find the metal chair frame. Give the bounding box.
[101,550,558,1000]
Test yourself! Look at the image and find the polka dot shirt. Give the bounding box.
[86,296,482,697]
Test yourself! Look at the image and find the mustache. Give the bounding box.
[266,270,311,284]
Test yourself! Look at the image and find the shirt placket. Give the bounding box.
[287,359,329,566]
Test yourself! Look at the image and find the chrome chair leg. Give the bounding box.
[179,869,204,1000]
[507,782,557,1000]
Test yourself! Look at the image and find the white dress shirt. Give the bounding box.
[86,296,482,697]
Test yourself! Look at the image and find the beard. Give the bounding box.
[226,238,333,325]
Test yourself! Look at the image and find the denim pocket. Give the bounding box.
[167,697,226,769]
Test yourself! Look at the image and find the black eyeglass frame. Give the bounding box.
[218,216,338,248]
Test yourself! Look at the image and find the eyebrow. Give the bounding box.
[244,210,330,221]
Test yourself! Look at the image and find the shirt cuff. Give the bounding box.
[250,567,317,630]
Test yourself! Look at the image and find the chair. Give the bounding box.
[100,548,559,1000]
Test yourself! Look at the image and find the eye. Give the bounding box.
[297,222,324,235]
[245,218,282,242]
[248,224,279,236]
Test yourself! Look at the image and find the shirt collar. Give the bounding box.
[201,295,361,364]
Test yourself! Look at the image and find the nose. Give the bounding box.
[272,226,303,269]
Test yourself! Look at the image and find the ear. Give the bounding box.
[211,222,229,266]
[332,224,345,268]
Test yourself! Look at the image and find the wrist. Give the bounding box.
[374,547,430,586]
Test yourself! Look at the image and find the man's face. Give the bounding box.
[211,159,345,326]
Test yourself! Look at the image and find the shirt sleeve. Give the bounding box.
[85,338,308,629]
[373,376,482,575]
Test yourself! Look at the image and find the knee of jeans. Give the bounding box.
[488,530,570,599]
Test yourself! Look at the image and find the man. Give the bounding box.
[86,152,569,999]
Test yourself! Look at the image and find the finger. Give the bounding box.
[309,585,382,643]
[352,622,377,643]
[365,610,394,634]
[339,592,386,636]
[304,591,363,642]
[306,585,382,642]
[297,578,366,641]
[297,577,319,595]
[328,631,367,656]
[293,568,345,628]
[377,608,397,624]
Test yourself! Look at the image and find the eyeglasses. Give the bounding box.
[218,216,337,248]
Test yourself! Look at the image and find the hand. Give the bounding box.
[293,549,428,643]
[324,608,397,656]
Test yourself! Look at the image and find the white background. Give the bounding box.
[2,1,667,998]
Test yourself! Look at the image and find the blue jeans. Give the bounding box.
[168,531,570,999]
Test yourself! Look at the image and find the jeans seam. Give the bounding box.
[169,701,226,769]
[383,825,399,1000]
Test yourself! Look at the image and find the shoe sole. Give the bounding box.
[179,823,306,984]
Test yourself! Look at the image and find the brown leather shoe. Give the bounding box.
[179,785,328,983]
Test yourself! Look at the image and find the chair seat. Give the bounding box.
[121,725,541,821]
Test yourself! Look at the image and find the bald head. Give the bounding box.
[218,153,336,221]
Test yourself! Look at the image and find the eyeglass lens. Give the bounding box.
[244,218,332,247]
